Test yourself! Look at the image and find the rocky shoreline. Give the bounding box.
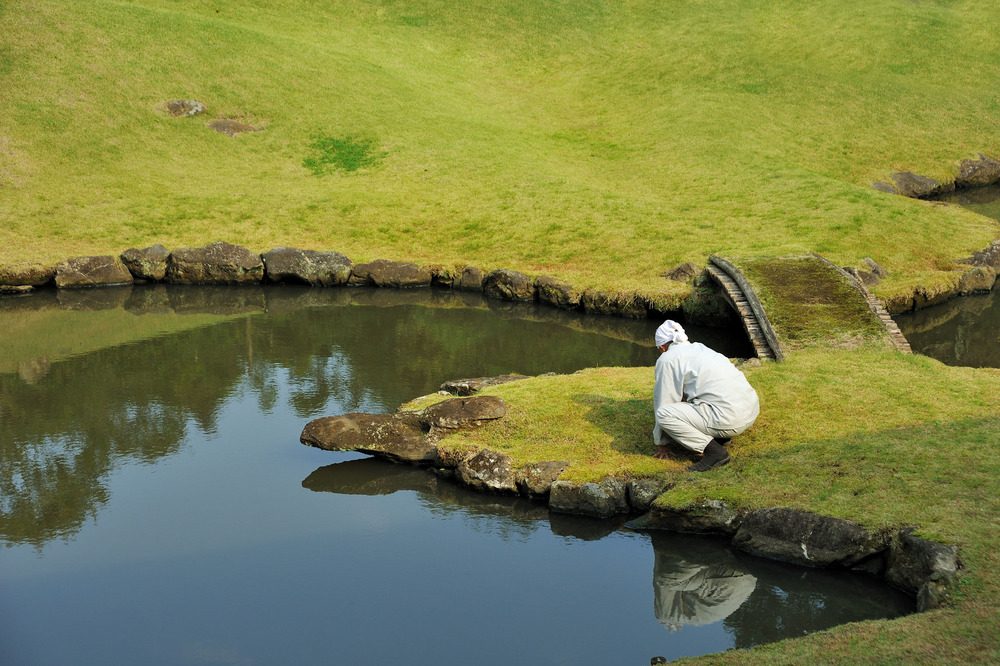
[300,374,960,613]
[1,238,998,319]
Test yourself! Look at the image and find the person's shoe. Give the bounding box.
[686,440,730,472]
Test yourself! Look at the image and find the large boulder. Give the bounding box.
[55,255,133,288]
[628,499,743,535]
[885,527,961,611]
[420,396,508,431]
[121,244,170,281]
[626,478,673,512]
[482,268,535,302]
[440,373,530,396]
[349,259,432,287]
[535,275,582,310]
[958,266,997,294]
[515,461,569,498]
[662,261,700,283]
[955,153,1000,188]
[732,507,889,568]
[166,241,264,284]
[300,413,438,463]
[0,263,55,287]
[261,247,353,286]
[457,266,484,291]
[890,172,953,199]
[300,396,507,464]
[549,477,629,518]
[960,240,1000,272]
[457,449,518,494]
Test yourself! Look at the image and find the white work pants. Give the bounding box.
[656,402,753,454]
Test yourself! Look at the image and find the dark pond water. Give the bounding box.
[0,285,912,665]
[895,285,1000,368]
[934,182,1000,223]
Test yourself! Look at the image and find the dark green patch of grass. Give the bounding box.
[303,135,385,176]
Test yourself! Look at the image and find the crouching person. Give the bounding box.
[652,320,759,472]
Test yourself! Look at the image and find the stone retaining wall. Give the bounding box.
[0,241,694,322]
[2,238,997,319]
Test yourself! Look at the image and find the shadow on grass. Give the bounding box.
[710,416,1000,538]
[570,393,665,458]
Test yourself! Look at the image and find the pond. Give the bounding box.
[895,281,1000,368]
[934,182,1000,224]
[0,285,913,665]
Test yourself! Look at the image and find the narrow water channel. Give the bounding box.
[899,182,1000,367]
[0,285,912,665]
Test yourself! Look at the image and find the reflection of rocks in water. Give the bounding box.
[548,511,623,541]
[57,285,132,311]
[166,285,266,315]
[302,457,630,542]
[262,285,353,315]
[939,182,1000,207]
[896,289,1000,367]
[651,533,756,630]
[124,284,173,315]
[303,457,439,496]
[18,356,50,383]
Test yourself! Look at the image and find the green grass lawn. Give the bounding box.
[2,0,998,301]
[3,0,1000,662]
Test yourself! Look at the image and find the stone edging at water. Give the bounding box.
[1,239,998,320]
[300,375,961,613]
[0,242,690,322]
[874,152,1000,199]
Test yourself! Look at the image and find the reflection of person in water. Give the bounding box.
[653,540,757,631]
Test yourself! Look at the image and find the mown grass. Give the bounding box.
[3,0,1000,662]
[1,0,999,301]
[447,348,1000,662]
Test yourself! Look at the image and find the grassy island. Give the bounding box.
[3,0,1000,662]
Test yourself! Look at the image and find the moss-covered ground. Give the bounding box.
[3,0,1000,662]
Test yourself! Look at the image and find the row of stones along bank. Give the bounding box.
[0,241,689,321]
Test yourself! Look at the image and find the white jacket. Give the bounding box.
[653,341,760,432]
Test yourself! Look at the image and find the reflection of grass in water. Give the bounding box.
[935,183,1000,223]
[0,306,229,376]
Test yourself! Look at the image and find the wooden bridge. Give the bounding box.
[705,254,912,361]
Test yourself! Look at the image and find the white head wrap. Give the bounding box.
[655,320,689,347]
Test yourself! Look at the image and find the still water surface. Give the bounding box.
[895,287,1000,368]
[0,286,911,664]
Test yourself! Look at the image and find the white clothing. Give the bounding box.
[653,341,759,453]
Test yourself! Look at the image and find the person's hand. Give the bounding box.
[653,445,674,460]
